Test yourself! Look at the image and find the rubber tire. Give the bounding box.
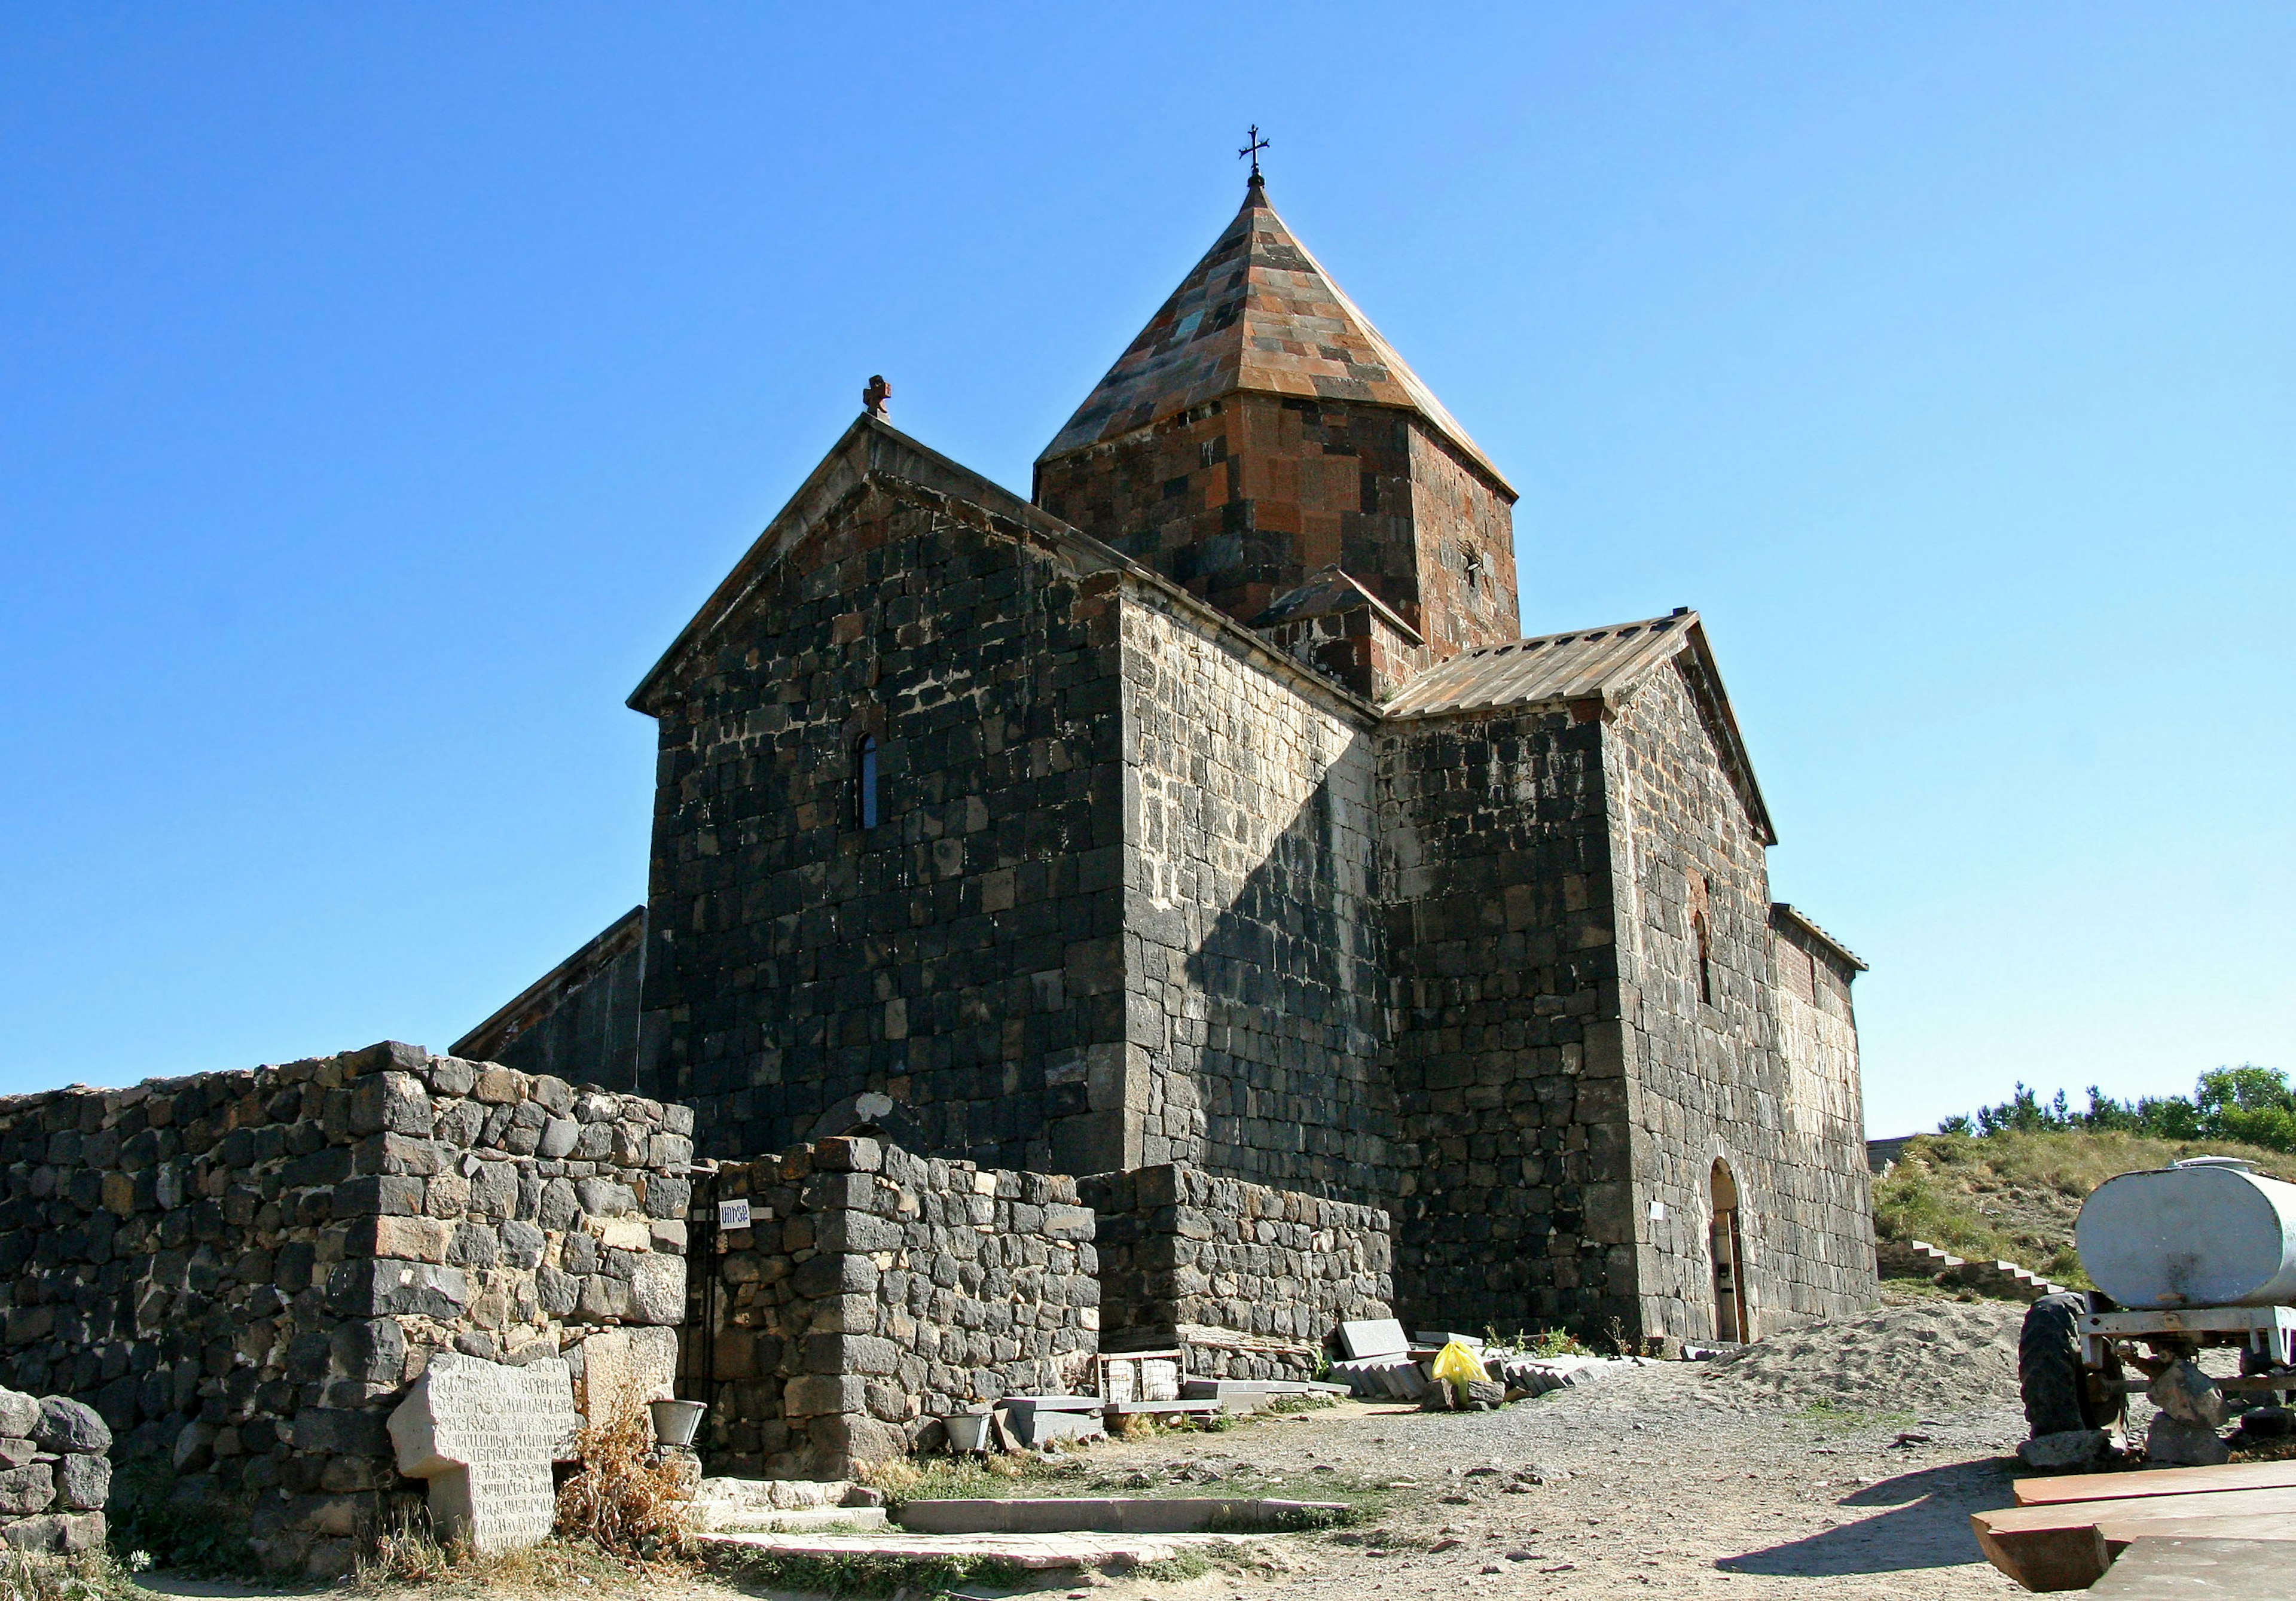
[2020,1292,2094,1437]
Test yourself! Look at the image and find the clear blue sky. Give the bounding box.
[3,6,2289,1135]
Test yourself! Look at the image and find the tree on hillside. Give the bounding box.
[1942,1065,2296,1153]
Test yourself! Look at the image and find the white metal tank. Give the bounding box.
[2076,1158,2296,1308]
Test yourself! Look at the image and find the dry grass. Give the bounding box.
[0,1549,146,1601]
[553,1399,696,1560]
[354,1399,698,1592]
[353,1513,653,1594]
[861,1448,1074,1502]
[1873,1129,2296,1286]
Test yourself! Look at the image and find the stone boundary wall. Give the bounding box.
[1079,1164,1392,1380]
[0,1042,695,1575]
[683,1137,1098,1479]
[0,1387,111,1555]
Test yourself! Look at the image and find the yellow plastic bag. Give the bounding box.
[1430,1339,1485,1401]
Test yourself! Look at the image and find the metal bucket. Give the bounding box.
[944,1411,991,1453]
[649,1398,708,1448]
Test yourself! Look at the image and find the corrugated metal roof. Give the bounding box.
[1384,607,1779,846]
[1382,611,1697,718]
[1772,902,1869,973]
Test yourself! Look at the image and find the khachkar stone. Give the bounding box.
[387,1353,578,1553]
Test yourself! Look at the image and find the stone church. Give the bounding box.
[457,173,1876,1344]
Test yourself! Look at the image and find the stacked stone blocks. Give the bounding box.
[0,1042,694,1574]
[687,1137,1098,1480]
[0,1389,111,1555]
[1082,1164,1392,1380]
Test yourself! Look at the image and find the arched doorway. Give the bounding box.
[1710,1159,1751,1343]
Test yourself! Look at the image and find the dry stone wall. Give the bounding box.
[1080,1164,1391,1380]
[0,1042,694,1575]
[684,1137,1097,1481]
[0,1389,111,1555]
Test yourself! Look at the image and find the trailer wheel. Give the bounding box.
[2020,1292,2105,1436]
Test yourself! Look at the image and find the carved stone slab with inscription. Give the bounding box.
[387,1352,578,1552]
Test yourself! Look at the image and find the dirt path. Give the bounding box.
[1051,1362,2028,1600]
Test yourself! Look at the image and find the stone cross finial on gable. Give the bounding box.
[863,375,891,419]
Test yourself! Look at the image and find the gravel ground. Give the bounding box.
[987,1298,2039,1601]
[262,1298,2053,1601]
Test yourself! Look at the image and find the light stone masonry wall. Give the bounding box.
[1118,590,1396,1201]
[1605,663,1874,1339]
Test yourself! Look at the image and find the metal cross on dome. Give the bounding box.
[1238,124,1269,180]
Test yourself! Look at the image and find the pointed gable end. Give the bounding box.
[628,416,1080,715]
[1385,609,1778,845]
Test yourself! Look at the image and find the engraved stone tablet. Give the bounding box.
[387,1352,578,1552]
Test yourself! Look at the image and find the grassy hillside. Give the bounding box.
[1873,1129,2296,1289]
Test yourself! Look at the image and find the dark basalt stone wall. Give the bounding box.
[682,1136,1097,1480]
[634,478,1129,1175]
[1378,703,1641,1335]
[1080,1162,1391,1380]
[0,1044,694,1575]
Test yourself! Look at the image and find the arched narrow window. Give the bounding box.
[1687,870,1715,1007]
[854,735,879,830]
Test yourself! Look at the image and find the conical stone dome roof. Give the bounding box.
[1039,178,1510,492]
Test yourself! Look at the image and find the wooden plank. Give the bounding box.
[1975,1490,2296,1592]
[1981,1486,2296,1535]
[2089,1535,2296,1597]
[1971,1519,2109,1593]
[2016,1460,2296,1508]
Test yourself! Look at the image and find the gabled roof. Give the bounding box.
[451,905,645,1063]
[628,415,1077,713]
[1384,611,1698,716]
[1772,902,1869,974]
[1038,178,1512,494]
[1253,563,1423,645]
[627,413,1390,725]
[1384,609,1778,845]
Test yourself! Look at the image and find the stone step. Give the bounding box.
[697,1505,890,1534]
[1891,1239,2072,1304]
[690,1529,1258,1570]
[896,1496,1352,1535]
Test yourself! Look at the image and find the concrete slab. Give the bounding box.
[997,1395,1104,1413]
[999,1406,1106,1448]
[1178,1379,1328,1399]
[896,1497,1351,1535]
[698,1507,890,1534]
[1338,1319,1408,1360]
[2090,1536,2296,1597]
[691,1528,1254,1570]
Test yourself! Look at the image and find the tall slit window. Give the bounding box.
[854,735,880,830]
[1688,871,1715,1008]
